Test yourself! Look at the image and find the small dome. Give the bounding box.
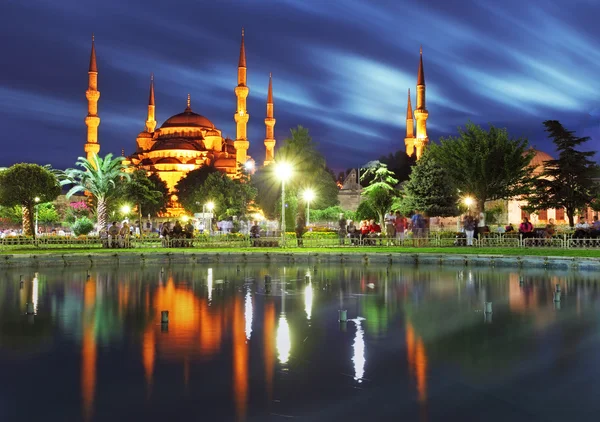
[214,158,236,168]
[206,129,220,136]
[529,149,553,168]
[137,131,152,139]
[161,108,214,129]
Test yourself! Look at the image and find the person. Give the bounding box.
[161,221,171,246]
[359,220,370,243]
[505,223,515,233]
[250,221,260,246]
[120,221,130,248]
[184,220,194,246]
[108,222,120,248]
[384,210,396,245]
[591,216,600,238]
[346,220,358,245]
[368,219,381,245]
[518,217,534,238]
[545,218,556,238]
[394,211,406,244]
[338,214,347,245]
[411,210,425,246]
[463,213,477,246]
[574,216,590,239]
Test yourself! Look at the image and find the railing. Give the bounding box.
[1,233,600,250]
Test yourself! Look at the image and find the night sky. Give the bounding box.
[2,0,599,171]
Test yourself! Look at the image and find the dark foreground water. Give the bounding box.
[1,264,600,422]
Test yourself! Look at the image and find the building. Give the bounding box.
[404,47,429,160]
[83,30,276,192]
[337,169,362,211]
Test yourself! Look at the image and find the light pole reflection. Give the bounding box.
[32,272,39,314]
[245,289,253,340]
[352,318,366,382]
[207,268,213,302]
[276,313,291,364]
[304,282,313,321]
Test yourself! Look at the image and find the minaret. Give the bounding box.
[264,73,276,166]
[404,89,415,157]
[145,74,157,133]
[234,28,250,171]
[84,35,101,162]
[413,46,429,159]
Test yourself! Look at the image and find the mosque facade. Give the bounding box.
[83,30,276,192]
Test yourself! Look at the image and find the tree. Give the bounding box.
[527,120,600,227]
[379,149,417,184]
[0,205,23,225]
[400,148,459,217]
[0,164,61,237]
[117,170,169,226]
[37,203,60,225]
[175,165,219,212]
[62,154,130,230]
[433,122,535,212]
[253,126,338,227]
[360,161,399,226]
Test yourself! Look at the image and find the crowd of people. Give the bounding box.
[159,220,195,247]
[337,210,428,246]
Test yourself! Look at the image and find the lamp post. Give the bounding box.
[463,196,474,212]
[121,204,131,221]
[303,189,315,227]
[34,197,40,236]
[275,163,292,246]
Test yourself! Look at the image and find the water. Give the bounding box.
[1,264,600,421]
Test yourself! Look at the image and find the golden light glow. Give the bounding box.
[181,215,189,223]
[142,324,155,388]
[276,314,291,364]
[302,188,315,203]
[275,162,292,182]
[82,279,96,422]
[463,196,474,207]
[264,301,275,401]
[121,204,131,215]
[233,296,248,421]
[206,202,215,211]
[32,272,39,315]
[405,320,428,404]
[34,197,40,203]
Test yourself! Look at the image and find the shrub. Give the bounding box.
[71,217,95,236]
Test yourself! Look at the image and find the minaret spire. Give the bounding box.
[186,93,191,111]
[84,34,101,163]
[234,28,250,173]
[404,89,415,157]
[414,46,429,159]
[145,74,157,133]
[264,72,276,166]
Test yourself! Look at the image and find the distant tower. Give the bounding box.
[404,88,415,157]
[413,46,429,159]
[84,35,101,162]
[146,74,157,133]
[264,73,276,166]
[234,28,250,170]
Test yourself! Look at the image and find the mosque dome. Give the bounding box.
[137,131,152,138]
[161,109,214,129]
[150,138,204,152]
[527,149,554,176]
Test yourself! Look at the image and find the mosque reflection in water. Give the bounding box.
[1,264,600,421]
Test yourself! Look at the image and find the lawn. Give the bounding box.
[1,246,600,258]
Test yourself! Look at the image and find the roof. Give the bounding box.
[238,28,246,68]
[150,138,204,152]
[89,36,98,73]
[417,46,425,86]
[160,109,214,129]
[406,88,413,119]
[267,73,273,104]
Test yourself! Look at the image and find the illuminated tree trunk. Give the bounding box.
[97,197,107,231]
[22,205,34,237]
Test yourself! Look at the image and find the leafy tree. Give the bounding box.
[526,120,600,227]
[0,164,61,237]
[434,122,535,212]
[0,205,23,225]
[117,170,168,226]
[175,165,219,212]
[62,154,130,230]
[360,161,399,226]
[37,203,60,225]
[71,217,95,236]
[379,149,417,184]
[253,126,338,227]
[355,200,378,222]
[177,171,256,219]
[400,148,459,217]
[310,206,355,223]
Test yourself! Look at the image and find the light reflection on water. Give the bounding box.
[1,264,600,421]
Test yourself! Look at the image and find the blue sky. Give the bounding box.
[1,0,599,171]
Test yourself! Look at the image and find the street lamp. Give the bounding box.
[34,197,40,235]
[275,162,293,245]
[303,188,315,227]
[463,196,474,211]
[121,204,131,219]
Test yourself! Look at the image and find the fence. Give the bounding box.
[1,232,599,250]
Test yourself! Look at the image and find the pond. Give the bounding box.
[1,263,599,421]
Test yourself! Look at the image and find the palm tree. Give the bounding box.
[62,154,130,230]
